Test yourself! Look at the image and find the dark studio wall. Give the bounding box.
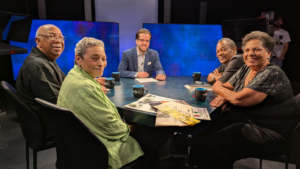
[205,0,300,83]
[1,0,300,82]
[0,0,39,18]
[45,0,85,20]
[159,0,300,83]
[0,0,85,20]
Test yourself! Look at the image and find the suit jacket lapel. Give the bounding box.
[144,49,150,72]
[133,47,138,72]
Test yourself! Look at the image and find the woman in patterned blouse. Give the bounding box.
[189,31,296,169]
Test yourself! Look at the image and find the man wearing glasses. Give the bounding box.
[118,28,166,80]
[16,24,66,140]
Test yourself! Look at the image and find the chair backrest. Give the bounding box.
[35,98,109,169]
[287,93,300,163]
[0,81,45,149]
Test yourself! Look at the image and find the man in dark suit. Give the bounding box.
[207,38,244,84]
[118,28,166,80]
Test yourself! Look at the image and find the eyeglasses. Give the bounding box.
[137,39,150,43]
[38,34,66,41]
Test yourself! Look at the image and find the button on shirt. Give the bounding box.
[134,49,146,77]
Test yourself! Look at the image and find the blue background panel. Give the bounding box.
[10,20,119,80]
[143,24,223,76]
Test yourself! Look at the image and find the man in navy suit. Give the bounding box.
[118,28,166,80]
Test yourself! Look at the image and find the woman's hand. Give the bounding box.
[210,95,227,107]
[128,125,135,133]
[212,80,223,93]
[95,77,106,86]
[101,85,108,95]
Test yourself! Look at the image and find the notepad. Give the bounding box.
[135,78,158,83]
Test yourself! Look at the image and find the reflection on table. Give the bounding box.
[107,76,218,136]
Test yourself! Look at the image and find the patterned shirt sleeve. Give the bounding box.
[246,67,287,96]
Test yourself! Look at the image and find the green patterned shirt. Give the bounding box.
[57,65,144,169]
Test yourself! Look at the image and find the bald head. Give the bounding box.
[35,24,65,61]
[36,24,60,38]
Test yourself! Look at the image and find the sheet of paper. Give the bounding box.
[153,101,192,116]
[195,81,207,85]
[150,100,191,126]
[124,94,175,113]
[155,110,188,127]
[184,84,213,90]
[135,78,158,83]
[191,107,211,120]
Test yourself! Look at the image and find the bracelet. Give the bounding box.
[212,74,218,81]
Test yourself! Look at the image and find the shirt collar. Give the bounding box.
[136,47,146,57]
[32,47,54,62]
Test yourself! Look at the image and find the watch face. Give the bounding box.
[212,75,216,81]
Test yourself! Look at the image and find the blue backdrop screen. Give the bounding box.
[10,20,119,80]
[143,24,223,76]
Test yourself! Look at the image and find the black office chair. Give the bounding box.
[35,98,147,169]
[0,81,55,169]
[259,93,300,169]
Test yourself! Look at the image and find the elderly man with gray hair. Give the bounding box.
[58,37,172,169]
[207,38,245,84]
[16,24,66,140]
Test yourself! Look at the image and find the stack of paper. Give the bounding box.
[154,101,199,126]
[124,94,211,127]
[184,84,213,90]
[124,94,175,113]
[135,78,158,83]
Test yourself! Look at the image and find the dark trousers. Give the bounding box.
[190,111,289,169]
[129,124,173,169]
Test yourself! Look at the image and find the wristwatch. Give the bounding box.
[212,74,219,82]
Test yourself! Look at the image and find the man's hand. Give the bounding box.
[210,95,227,107]
[208,69,222,83]
[213,69,219,74]
[101,85,108,95]
[155,74,166,81]
[95,77,106,86]
[95,77,108,95]
[137,72,149,78]
[213,69,222,76]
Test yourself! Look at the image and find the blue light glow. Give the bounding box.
[10,20,119,80]
[143,24,223,76]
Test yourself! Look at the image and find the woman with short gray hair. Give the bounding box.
[57,37,171,169]
[74,37,105,62]
[73,37,107,92]
[57,37,144,169]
